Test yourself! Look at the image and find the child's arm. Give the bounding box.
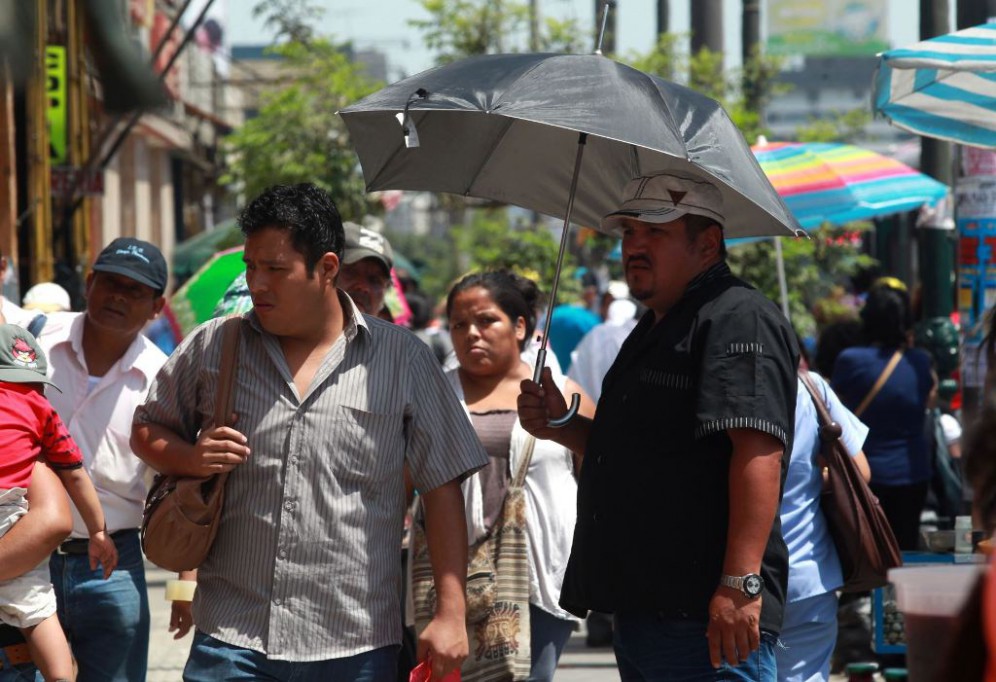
[55,467,118,578]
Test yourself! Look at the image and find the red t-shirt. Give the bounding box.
[0,382,83,489]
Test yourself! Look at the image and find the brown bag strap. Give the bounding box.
[213,316,242,428]
[512,435,537,488]
[799,369,835,430]
[853,349,903,418]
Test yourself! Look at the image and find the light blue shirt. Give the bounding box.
[780,373,869,603]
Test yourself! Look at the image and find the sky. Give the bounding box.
[226,0,929,81]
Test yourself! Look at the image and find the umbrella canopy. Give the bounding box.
[340,53,803,239]
[874,22,996,149]
[751,141,949,229]
[172,220,245,285]
[170,247,246,336]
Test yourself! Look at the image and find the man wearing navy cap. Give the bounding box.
[25,237,169,681]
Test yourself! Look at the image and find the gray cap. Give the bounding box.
[601,172,725,233]
[342,222,393,274]
[0,324,60,391]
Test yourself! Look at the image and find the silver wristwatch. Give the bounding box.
[719,573,764,599]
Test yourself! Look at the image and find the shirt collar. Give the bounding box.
[244,289,370,345]
[62,313,164,381]
[684,260,731,297]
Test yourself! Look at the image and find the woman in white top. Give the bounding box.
[446,270,595,682]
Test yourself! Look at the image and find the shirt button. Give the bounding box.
[596,455,604,465]
[622,393,628,403]
[284,501,294,511]
[274,598,282,607]
[592,512,599,522]
[278,549,287,559]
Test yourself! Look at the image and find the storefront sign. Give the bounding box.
[767,0,888,56]
[45,46,67,165]
[956,176,996,338]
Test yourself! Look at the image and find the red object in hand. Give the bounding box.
[409,658,461,682]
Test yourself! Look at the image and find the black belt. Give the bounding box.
[55,528,138,556]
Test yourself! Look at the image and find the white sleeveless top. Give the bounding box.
[446,368,580,622]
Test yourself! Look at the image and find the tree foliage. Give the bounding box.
[410,0,586,63]
[220,39,381,220]
[728,227,878,338]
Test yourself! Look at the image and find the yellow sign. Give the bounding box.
[45,45,67,164]
[767,0,888,56]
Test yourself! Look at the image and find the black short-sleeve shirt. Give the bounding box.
[559,262,799,635]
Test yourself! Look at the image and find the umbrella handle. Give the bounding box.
[548,393,581,428]
[532,348,581,428]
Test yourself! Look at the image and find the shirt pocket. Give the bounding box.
[326,405,402,489]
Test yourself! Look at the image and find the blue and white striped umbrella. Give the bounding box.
[874,22,996,149]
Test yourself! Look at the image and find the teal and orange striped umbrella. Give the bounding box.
[751,141,949,229]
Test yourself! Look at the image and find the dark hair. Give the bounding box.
[814,319,862,376]
[860,283,912,348]
[446,270,540,351]
[238,183,344,274]
[685,214,727,259]
[965,402,996,535]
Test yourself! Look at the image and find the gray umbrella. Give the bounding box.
[340,52,804,424]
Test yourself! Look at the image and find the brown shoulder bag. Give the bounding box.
[799,369,902,592]
[141,316,242,572]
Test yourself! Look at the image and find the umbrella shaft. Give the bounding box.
[536,133,588,367]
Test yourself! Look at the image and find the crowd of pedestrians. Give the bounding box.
[0,171,988,682]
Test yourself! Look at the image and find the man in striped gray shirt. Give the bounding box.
[132,184,487,682]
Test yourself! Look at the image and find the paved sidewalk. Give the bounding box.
[144,563,850,681]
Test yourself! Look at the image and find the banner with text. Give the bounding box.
[767,0,888,56]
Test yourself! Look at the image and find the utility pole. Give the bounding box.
[916,0,959,407]
[957,0,996,27]
[657,0,669,35]
[742,0,761,114]
[529,0,539,52]
[690,0,724,57]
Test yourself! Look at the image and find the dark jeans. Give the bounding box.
[0,627,40,682]
[613,613,777,682]
[528,604,576,682]
[184,632,399,682]
[870,480,929,551]
[50,529,150,682]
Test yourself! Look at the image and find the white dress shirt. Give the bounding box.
[37,312,167,537]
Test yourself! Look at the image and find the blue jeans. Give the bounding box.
[0,642,40,682]
[613,613,778,681]
[184,631,399,681]
[49,530,150,682]
[528,604,576,682]
[775,592,837,682]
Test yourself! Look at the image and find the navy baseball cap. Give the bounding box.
[92,238,167,293]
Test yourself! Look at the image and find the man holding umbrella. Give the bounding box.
[519,172,798,681]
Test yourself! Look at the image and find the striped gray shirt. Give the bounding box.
[134,294,488,661]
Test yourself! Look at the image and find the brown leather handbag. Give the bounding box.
[799,370,902,592]
[141,316,241,572]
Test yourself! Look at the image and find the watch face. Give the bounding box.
[744,574,763,597]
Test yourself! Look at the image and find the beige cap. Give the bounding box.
[601,172,725,232]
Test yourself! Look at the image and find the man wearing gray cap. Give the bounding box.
[34,237,169,681]
[518,172,798,681]
[338,222,393,316]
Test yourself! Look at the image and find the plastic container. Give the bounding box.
[955,515,973,554]
[845,661,879,681]
[883,669,908,680]
[889,564,984,682]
